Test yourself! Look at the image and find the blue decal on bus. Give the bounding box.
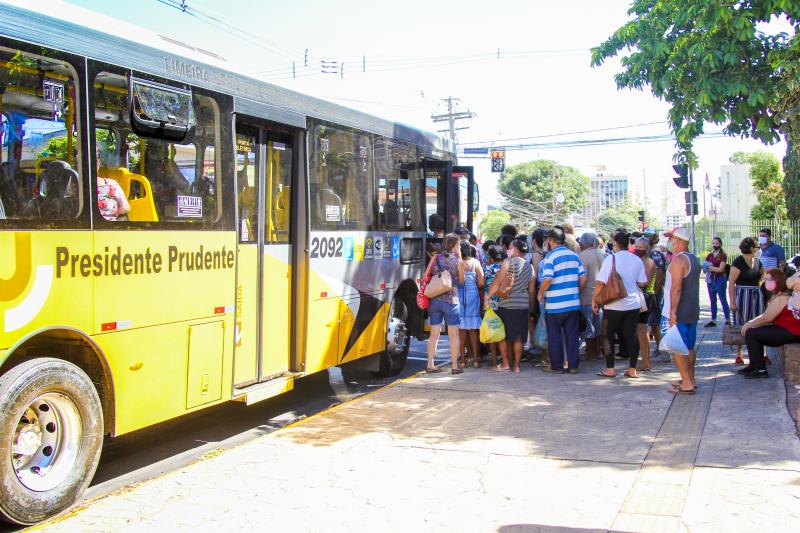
[343,237,354,261]
[391,237,400,259]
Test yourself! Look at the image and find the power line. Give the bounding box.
[459,121,668,145]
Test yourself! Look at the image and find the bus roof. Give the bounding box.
[0,0,455,158]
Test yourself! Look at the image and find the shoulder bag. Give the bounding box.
[424,254,453,298]
[497,258,518,299]
[722,315,744,346]
[595,254,628,306]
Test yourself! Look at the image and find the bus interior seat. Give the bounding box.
[99,166,159,221]
[37,160,79,219]
[0,162,33,218]
[382,199,400,229]
[312,186,343,228]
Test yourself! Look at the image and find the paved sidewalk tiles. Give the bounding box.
[38,317,800,533]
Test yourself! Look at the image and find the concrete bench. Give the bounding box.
[780,343,800,385]
[779,344,800,431]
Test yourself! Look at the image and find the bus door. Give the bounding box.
[453,166,476,231]
[233,120,294,387]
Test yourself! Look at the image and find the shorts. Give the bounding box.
[580,304,601,339]
[647,292,663,327]
[638,293,655,324]
[428,298,460,327]
[496,307,529,343]
[676,322,697,350]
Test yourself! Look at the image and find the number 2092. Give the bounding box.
[310,236,343,258]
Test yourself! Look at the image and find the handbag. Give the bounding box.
[423,254,453,298]
[595,254,628,305]
[497,258,518,299]
[722,317,744,347]
[416,255,436,309]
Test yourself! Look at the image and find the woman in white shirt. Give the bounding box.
[593,230,648,378]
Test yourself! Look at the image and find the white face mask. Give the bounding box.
[758,236,768,245]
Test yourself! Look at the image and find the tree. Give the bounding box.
[498,160,589,223]
[596,201,640,236]
[730,150,787,221]
[591,1,800,167]
[38,136,67,160]
[784,139,800,219]
[478,209,511,241]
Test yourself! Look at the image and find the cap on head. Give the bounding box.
[454,226,469,236]
[643,227,656,237]
[664,227,691,242]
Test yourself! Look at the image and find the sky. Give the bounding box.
[64,0,788,225]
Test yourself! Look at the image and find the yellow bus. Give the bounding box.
[0,0,478,525]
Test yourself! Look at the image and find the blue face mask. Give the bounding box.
[666,240,674,252]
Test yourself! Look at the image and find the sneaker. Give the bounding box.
[704,321,716,328]
[542,366,564,374]
[736,366,755,375]
[567,368,578,374]
[744,369,769,379]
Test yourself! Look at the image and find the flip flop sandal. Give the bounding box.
[494,365,511,372]
[623,373,639,378]
[596,371,616,378]
[669,387,696,395]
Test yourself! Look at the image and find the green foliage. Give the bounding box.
[478,209,511,240]
[596,201,640,236]
[783,140,800,219]
[730,150,788,221]
[591,1,800,166]
[38,136,68,161]
[497,160,589,220]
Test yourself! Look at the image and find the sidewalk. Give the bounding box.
[39,315,800,532]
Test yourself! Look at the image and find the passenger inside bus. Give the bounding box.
[96,156,130,221]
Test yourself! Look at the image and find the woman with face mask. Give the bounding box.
[728,237,766,365]
[740,269,800,378]
[704,237,730,328]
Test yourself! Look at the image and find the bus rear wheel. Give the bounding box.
[378,298,410,377]
[0,358,103,525]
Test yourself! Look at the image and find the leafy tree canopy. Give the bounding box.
[498,160,589,223]
[730,150,787,221]
[478,209,511,241]
[596,201,640,236]
[592,1,800,166]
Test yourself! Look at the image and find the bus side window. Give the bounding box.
[0,50,83,226]
[309,121,373,231]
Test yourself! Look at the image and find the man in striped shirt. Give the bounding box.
[537,227,587,373]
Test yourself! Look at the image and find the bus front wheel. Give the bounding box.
[378,298,410,377]
[0,358,103,525]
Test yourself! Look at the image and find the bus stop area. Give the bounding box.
[37,324,800,533]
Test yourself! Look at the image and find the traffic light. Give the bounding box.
[684,190,698,216]
[672,164,689,188]
[491,148,505,173]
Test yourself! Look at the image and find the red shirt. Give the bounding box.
[705,250,727,281]
[774,305,800,336]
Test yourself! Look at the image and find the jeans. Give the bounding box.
[545,310,581,370]
[604,308,639,369]
[580,304,602,340]
[706,275,730,322]
[745,325,800,370]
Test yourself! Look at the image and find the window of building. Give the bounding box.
[93,71,220,225]
[0,49,82,225]
[309,120,374,231]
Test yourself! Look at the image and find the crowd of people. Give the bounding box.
[422,222,800,391]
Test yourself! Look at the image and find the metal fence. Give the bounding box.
[691,219,800,259]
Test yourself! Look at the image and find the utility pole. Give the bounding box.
[430,96,476,146]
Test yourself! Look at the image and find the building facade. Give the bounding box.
[718,163,756,221]
[578,165,630,226]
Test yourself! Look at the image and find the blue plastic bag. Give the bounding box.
[533,309,548,349]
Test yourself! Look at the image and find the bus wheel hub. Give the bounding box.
[14,424,43,458]
[387,318,408,356]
